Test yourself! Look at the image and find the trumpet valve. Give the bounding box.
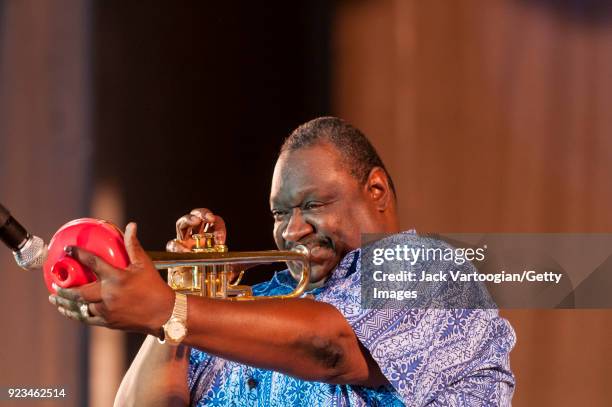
[192,233,227,253]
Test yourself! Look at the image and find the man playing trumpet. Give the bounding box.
[50,117,515,406]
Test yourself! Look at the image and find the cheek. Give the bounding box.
[273,222,284,248]
[310,215,344,247]
[326,214,362,250]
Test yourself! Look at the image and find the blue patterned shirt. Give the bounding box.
[188,232,516,406]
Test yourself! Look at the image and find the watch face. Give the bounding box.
[167,318,187,341]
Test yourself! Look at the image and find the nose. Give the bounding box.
[281,208,313,245]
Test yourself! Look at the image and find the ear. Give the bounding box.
[364,167,393,212]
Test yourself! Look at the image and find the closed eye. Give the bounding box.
[303,201,325,210]
[271,209,288,220]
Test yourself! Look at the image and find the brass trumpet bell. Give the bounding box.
[148,233,310,300]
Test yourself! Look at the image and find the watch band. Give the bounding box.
[158,292,188,345]
[173,292,188,321]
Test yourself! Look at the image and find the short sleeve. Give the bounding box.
[317,246,516,406]
[188,348,215,401]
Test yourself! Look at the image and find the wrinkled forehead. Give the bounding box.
[270,144,349,205]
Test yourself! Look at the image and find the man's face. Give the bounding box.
[270,143,376,284]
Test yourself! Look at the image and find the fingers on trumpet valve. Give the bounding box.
[175,209,216,239]
[166,238,191,253]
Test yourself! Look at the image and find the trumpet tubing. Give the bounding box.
[147,234,310,300]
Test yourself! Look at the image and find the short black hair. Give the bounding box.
[280,117,396,196]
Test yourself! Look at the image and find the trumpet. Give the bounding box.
[30,218,310,299]
[148,233,310,300]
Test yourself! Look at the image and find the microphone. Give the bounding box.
[0,203,47,270]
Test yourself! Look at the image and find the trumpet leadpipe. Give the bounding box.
[147,248,308,269]
[147,245,310,300]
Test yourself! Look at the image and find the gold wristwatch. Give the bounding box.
[159,292,188,345]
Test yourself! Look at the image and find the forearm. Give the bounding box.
[114,335,190,407]
[183,296,369,384]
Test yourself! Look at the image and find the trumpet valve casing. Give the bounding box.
[158,235,310,301]
[168,233,242,298]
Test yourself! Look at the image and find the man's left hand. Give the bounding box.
[49,222,175,336]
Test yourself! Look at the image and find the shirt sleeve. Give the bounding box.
[317,248,516,406]
[188,348,215,402]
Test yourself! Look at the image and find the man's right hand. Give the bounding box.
[166,208,227,253]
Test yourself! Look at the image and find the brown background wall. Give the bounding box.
[333,0,612,405]
[0,1,90,405]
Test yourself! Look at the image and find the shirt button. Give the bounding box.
[247,378,258,390]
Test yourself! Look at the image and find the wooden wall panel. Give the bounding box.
[334,1,612,405]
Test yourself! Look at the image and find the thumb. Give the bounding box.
[124,222,148,265]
